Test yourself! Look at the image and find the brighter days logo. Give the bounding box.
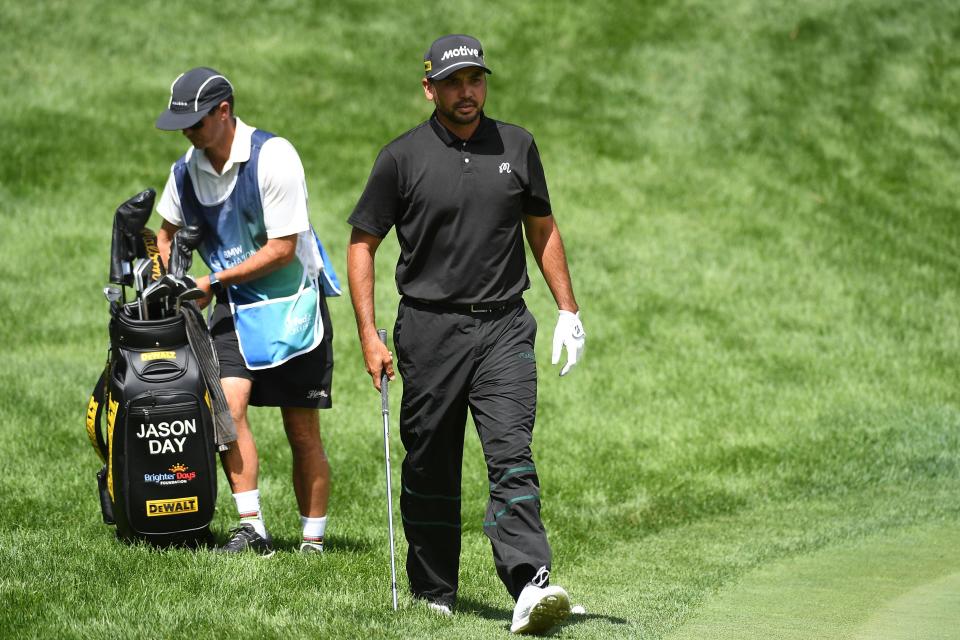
[143,463,197,485]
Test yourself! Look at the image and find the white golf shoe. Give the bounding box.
[510,583,571,634]
[426,601,453,616]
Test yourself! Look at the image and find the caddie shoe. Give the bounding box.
[298,537,324,554]
[510,583,570,634]
[215,523,275,557]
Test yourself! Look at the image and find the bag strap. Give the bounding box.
[85,366,109,464]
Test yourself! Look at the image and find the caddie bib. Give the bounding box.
[173,129,324,368]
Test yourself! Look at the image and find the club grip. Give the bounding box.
[378,329,389,408]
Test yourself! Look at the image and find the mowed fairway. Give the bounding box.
[669,524,960,640]
[1,1,959,638]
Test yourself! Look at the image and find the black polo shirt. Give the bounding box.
[348,112,552,305]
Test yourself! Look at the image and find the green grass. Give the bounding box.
[668,523,960,639]
[1,0,959,638]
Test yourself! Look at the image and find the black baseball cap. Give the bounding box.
[423,34,492,81]
[155,67,234,131]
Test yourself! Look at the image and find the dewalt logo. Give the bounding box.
[141,351,177,361]
[146,496,198,517]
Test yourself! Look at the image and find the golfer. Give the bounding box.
[154,67,335,556]
[347,35,585,635]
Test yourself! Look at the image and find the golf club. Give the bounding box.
[141,279,172,319]
[174,287,204,314]
[378,328,399,611]
[103,286,122,315]
[132,258,153,320]
[103,286,121,303]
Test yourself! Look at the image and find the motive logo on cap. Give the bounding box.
[424,34,492,81]
[440,45,480,61]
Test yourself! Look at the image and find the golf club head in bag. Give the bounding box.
[141,279,172,320]
[133,258,154,320]
[169,225,202,279]
[109,189,157,286]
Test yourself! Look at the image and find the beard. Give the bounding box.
[438,99,483,125]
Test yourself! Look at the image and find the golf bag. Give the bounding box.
[87,309,218,546]
[86,189,220,546]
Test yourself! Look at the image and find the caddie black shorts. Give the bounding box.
[208,295,333,409]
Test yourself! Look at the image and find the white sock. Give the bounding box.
[233,489,267,538]
[301,514,327,544]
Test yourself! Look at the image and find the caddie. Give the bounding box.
[154,67,338,556]
[347,35,585,635]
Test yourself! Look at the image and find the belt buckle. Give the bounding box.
[469,304,490,313]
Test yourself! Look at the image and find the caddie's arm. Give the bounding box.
[156,219,181,271]
[524,214,585,376]
[194,235,298,305]
[347,227,395,391]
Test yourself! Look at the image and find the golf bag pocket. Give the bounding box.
[87,311,217,546]
[121,395,215,538]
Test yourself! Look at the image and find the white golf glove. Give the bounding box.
[552,310,585,376]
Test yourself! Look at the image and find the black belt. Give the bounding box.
[403,295,523,314]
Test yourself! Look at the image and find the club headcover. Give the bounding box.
[109,189,157,285]
[169,225,203,278]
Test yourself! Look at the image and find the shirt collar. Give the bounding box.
[194,117,254,175]
[429,111,494,146]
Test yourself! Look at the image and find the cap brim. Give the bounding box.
[428,61,492,81]
[156,108,207,131]
[155,96,226,131]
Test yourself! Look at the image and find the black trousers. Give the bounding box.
[393,298,552,606]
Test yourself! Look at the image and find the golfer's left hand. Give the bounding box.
[552,310,585,376]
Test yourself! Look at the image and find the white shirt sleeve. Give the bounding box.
[258,137,310,239]
[155,164,185,228]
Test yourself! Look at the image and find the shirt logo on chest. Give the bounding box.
[498,162,512,174]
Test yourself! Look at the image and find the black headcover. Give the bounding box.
[169,225,203,279]
[109,189,157,285]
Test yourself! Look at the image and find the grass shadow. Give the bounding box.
[563,611,631,629]
[455,597,630,635]
[455,596,511,622]
[269,533,377,554]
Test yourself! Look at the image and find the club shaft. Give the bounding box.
[379,328,398,611]
[382,411,398,610]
